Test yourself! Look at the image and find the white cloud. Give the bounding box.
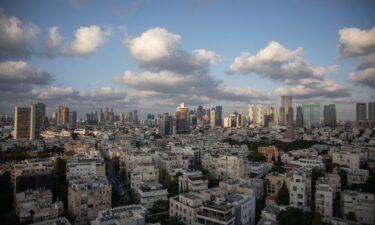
[0,60,54,85]
[228,41,336,81]
[0,12,39,59]
[127,27,180,62]
[338,26,375,58]
[348,67,375,89]
[43,25,111,57]
[192,49,221,64]
[31,86,75,100]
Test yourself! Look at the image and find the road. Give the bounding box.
[106,158,128,206]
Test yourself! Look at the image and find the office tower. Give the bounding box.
[159,113,173,136]
[210,108,216,128]
[280,96,292,125]
[303,103,321,128]
[323,104,337,128]
[176,103,190,134]
[190,114,197,126]
[356,103,367,122]
[120,112,126,124]
[68,111,77,129]
[14,106,34,140]
[255,104,264,125]
[248,104,255,124]
[128,111,133,123]
[34,102,45,137]
[51,112,57,125]
[296,106,303,128]
[215,106,222,127]
[57,105,69,125]
[236,113,243,128]
[368,102,375,121]
[287,106,294,123]
[270,106,278,124]
[133,110,138,124]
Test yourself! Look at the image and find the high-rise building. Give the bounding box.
[284,122,296,140]
[35,102,45,137]
[57,105,69,125]
[159,113,173,136]
[236,113,243,128]
[368,102,375,121]
[287,106,294,123]
[356,103,367,122]
[215,106,222,127]
[323,104,336,128]
[68,111,77,129]
[210,108,216,128]
[133,110,138,124]
[248,104,255,124]
[176,103,190,134]
[14,106,35,140]
[280,96,292,125]
[255,104,264,125]
[303,103,321,128]
[296,106,303,128]
[120,112,126,124]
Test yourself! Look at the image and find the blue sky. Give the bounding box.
[0,0,374,120]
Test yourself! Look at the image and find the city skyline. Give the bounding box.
[1,1,375,120]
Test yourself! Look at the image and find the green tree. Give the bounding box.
[161,216,184,225]
[247,151,266,162]
[277,207,318,225]
[149,199,169,214]
[338,169,348,190]
[346,212,357,221]
[276,181,289,205]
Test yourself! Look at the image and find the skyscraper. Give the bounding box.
[323,104,336,128]
[280,96,292,125]
[68,111,77,129]
[255,104,264,125]
[133,110,138,124]
[215,106,222,127]
[303,103,321,128]
[368,102,375,121]
[13,104,44,140]
[176,103,190,134]
[210,108,216,128]
[356,103,367,122]
[35,102,45,137]
[296,106,303,128]
[159,113,173,136]
[248,104,255,124]
[57,105,69,125]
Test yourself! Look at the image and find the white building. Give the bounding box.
[196,201,235,225]
[137,181,168,209]
[315,182,333,220]
[289,172,309,208]
[332,151,360,169]
[179,170,208,193]
[202,155,245,179]
[290,158,325,170]
[346,169,369,186]
[226,194,256,225]
[341,190,375,225]
[130,164,159,190]
[90,205,147,225]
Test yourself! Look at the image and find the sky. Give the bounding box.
[0,0,374,120]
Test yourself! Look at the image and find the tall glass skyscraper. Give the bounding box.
[176,103,190,134]
[323,104,336,128]
[356,103,367,122]
[303,103,321,128]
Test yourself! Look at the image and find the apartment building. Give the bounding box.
[66,159,105,180]
[332,151,360,169]
[130,164,159,190]
[30,217,71,225]
[290,158,325,170]
[219,178,264,199]
[178,170,208,193]
[265,172,290,197]
[15,189,63,223]
[159,153,190,176]
[68,177,112,225]
[137,181,168,209]
[341,190,375,225]
[202,155,246,180]
[315,182,333,220]
[346,168,369,186]
[90,205,147,225]
[196,201,235,225]
[289,172,310,208]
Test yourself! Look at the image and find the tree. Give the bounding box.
[149,199,169,214]
[346,212,357,221]
[276,181,289,205]
[0,172,14,216]
[277,207,318,225]
[247,151,266,162]
[161,216,184,225]
[338,169,348,190]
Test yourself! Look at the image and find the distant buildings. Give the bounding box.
[296,106,303,128]
[280,96,292,126]
[13,103,45,140]
[91,205,147,225]
[324,104,336,128]
[57,105,69,126]
[369,102,375,121]
[303,103,321,129]
[356,103,367,122]
[159,113,173,136]
[176,103,190,134]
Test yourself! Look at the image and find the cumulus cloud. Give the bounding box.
[0,60,54,85]
[348,67,375,89]
[125,27,220,74]
[43,25,111,57]
[0,12,40,60]
[274,78,351,99]
[228,41,336,81]
[338,26,375,58]
[31,86,75,100]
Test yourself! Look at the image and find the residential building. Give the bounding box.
[13,104,44,140]
[66,159,105,180]
[90,205,147,225]
[369,102,375,121]
[202,155,245,180]
[226,194,256,225]
[57,105,69,125]
[68,177,111,225]
[290,158,325,170]
[346,169,369,186]
[296,106,303,128]
[30,217,71,225]
[130,164,159,190]
[284,122,296,140]
[137,181,168,209]
[196,201,235,225]
[289,172,309,208]
[210,108,216,128]
[219,178,264,199]
[332,151,360,169]
[315,181,333,220]
[179,170,208,193]
[15,189,63,223]
[341,190,375,225]
[265,172,290,197]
